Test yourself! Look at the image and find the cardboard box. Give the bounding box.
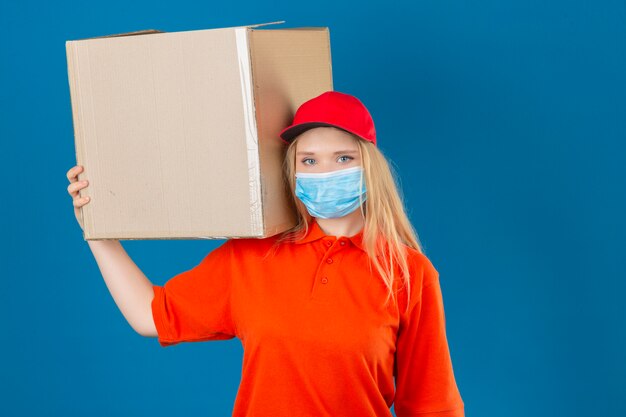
[65,21,333,240]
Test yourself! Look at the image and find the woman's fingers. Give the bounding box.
[67,165,91,207]
[68,164,89,231]
[67,179,89,197]
[67,165,84,182]
[73,195,91,207]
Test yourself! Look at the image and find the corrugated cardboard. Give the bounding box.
[66,21,333,240]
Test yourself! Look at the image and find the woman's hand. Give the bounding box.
[66,165,90,231]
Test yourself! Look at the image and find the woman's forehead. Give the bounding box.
[295,128,359,153]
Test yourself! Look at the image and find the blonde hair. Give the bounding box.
[271,131,425,315]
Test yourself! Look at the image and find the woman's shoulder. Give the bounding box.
[392,244,441,314]
[400,244,440,289]
[224,234,284,257]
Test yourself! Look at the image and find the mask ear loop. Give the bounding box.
[358,143,367,218]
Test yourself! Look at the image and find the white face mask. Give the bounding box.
[295,166,367,219]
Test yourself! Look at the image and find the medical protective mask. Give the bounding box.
[295,166,367,219]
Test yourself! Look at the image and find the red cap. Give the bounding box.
[279,91,377,146]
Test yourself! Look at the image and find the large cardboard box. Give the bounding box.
[65,21,333,240]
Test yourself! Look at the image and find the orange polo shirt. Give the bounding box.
[151,218,465,417]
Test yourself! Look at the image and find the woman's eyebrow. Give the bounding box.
[296,150,359,156]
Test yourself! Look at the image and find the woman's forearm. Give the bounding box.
[87,239,157,337]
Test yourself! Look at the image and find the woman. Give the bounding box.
[66,91,464,417]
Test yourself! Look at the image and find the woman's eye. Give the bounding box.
[301,156,353,165]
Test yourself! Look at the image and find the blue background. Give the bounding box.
[1,1,625,416]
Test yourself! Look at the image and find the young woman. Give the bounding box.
[66,91,464,417]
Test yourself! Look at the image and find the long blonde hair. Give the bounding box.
[270,132,425,314]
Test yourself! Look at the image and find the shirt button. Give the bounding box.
[326,258,333,264]
[340,241,346,246]
[321,277,328,284]
[325,241,332,247]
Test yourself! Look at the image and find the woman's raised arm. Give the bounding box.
[67,164,157,337]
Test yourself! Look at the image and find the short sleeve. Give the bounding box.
[393,255,465,417]
[151,239,237,347]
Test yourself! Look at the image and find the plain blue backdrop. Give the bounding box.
[1,1,625,416]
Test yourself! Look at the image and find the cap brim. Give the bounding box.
[280,122,354,143]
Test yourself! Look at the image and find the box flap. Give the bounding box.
[70,29,164,42]
[67,22,286,43]
[280,27,328,31]
[242,20,286,29]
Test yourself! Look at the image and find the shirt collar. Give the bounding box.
[294,218,366,251]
